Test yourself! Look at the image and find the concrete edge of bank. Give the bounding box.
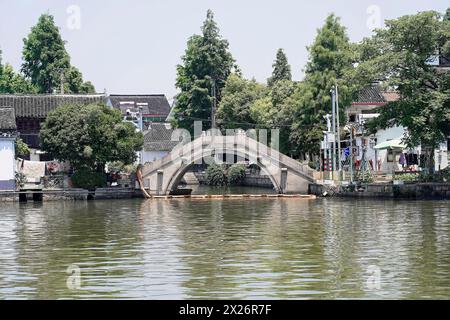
[308,182,450,199]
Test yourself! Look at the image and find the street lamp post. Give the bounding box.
[139,106,144,165]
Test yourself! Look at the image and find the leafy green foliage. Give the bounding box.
[21,14,94,93]
[15,138,30,158]
[71,168,107,190]
[172,10,235,133]
[216,74,268,130]
[228,164,246,185]
[394,173,419,182]
[360,11,450,172]
[267,48,292,87]
[0,50,36,93]
[289,14,354,155]
[205,162,227,186]
[15,171,27,188]
[40,104,143,171]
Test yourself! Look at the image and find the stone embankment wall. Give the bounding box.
[309,183,450,199]
[0,187,136,202]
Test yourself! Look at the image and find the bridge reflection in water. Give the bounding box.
[1,198,449,299]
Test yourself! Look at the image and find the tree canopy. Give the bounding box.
[21,14,95,94]
[360,10,450,171]
[216,74,267,130]
[289,14,354,155]
[0,49,36,93]
[267,48,292,87]
[172,10,236,133]
[40,104,143,172]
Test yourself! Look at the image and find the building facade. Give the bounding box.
[0,107,17,190]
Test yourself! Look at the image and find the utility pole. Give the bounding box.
[336,84,342,177]
[211,78,216,130]
[331,87,336,175]
[349,125,354,184]
[60,69,65,94]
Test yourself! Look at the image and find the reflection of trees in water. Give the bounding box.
[165,198,334,299]
[10,200,145,299]
[2,198,450,299]
[320,199,450,299]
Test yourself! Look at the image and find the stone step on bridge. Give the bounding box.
[141,134,317,195]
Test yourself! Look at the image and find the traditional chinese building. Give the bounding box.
[0,94,107,161]
[0,106,17,190]
[107,94,171,126]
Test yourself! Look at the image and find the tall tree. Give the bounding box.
[361,11,450,172]
[289,14,354,155]
[22,14,95,93]
[216,74,267,130]
[173,10,235,133]
[267,48,292,87]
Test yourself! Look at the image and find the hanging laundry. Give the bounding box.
[399,153,407,167]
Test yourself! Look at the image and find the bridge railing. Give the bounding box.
[142,134,317,181]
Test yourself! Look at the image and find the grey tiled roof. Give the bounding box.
[0,94,107,118]
[0,107,17,131]
[143,123,180,151]
[353,85,386,104]
[109,95,171,117]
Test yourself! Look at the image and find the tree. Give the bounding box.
[172,10,235,133]
[361,11,450,172]
[65,66,96,94]
[289,14,354,156]
[444,8,450,21]
[216,74,267,130]
[15,138,30,158]
[22,14,95,93]
[267,48,292,87]
[0,49,36,93]
[40,104,143,172]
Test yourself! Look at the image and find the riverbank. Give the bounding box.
[309,182,450,199]
[0,186,315,202]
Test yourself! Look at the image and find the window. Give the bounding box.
[387,149,395,162]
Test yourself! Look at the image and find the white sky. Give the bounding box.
[0,0,448,99]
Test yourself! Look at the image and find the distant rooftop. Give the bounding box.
[0,94,107,118]
[143,122,180,152]
[108,94,171,118]
[352,84,399,106]
[0,107,17,135]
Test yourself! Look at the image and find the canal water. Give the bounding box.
[1,191,450,299]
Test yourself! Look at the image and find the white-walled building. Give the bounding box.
[348,85,448,173]
[142,123,179,164]
[0,107,17,190]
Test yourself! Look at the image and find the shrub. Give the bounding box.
[228,164,246,185]
[15,171,27,188]
[71,168,107,190]
[394,173,419,182]
[205,163,227,186]
[355,170,374,183]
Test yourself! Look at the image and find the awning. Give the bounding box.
[373,139,406,150]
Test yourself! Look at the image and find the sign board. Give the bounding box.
[326,133,336,143]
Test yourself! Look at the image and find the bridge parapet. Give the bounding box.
[141,134,317,195]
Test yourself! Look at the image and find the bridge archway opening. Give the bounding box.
[167,151,280,194]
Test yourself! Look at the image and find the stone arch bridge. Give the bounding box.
[141,133,317,195]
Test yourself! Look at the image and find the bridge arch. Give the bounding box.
[141,134,316,195]
[165,149,282,194]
